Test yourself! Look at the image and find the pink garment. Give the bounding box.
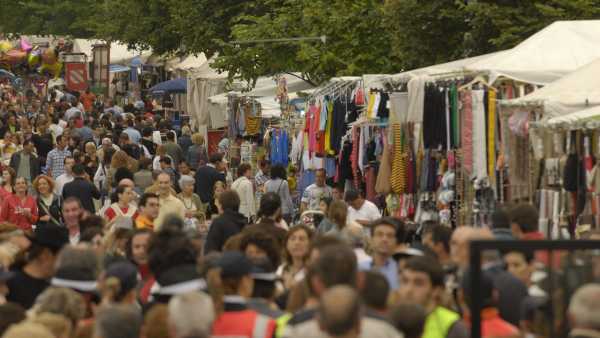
[308,105,318,154]
[351,127,360,188]
[461,91,473,174]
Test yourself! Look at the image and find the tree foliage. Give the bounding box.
[3,0,600,85]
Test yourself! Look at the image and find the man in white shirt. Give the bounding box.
[231,163,256,222]
[301,168,333,212]
[345,189,381,226]
[55,156,75,195]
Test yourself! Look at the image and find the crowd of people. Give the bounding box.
[0,85,599,338]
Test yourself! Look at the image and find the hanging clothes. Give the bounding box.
[377,92,390,119]
[324,100,334,155]
[472,90,488,180]
[375,137,392,195]
[422,85,447,150]
[389,92,408,125]
[460,91,474,175]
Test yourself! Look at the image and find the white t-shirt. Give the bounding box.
[55,174,74,195]
[347,200,381,224]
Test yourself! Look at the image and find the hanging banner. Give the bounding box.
[65,62,88,92]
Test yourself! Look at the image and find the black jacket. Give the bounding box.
[485,262,529,327]
[62,177,101,213]
[204,209,248,254]
[194,165,225,203]
[9,151,41,181]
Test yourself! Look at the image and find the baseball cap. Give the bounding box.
[26,225,69,252]
[249,257,278,282]
[105,261,139,296]
[217,251,257,279]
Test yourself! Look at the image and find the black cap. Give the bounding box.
[217,251,255,278]
[105,261,139,295]
[250,257,278,282]
[27,225,69,252]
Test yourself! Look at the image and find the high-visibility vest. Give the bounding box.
[212,309,276,338]
[422,306,461,338]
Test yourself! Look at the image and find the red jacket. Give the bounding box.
[0,194,38,230]
[212,298,276,338]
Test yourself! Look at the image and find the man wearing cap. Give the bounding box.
[6,225,69,309]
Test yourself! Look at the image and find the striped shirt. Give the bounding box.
[46,148,72,178]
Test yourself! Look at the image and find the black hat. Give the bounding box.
[27,225,69,252]
[0,265,14,282]
[153,264,206,297]
[105,261,139,295]
[217,251,256,279]
[249,257,278,282]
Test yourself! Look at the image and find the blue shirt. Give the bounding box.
[359,257,399,290]
[124,127,142,144]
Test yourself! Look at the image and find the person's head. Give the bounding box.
[0,303,26,336]
[319,197,333,214]
[22,139,34,154]
[64,156,75,175]
[110,151,130,169]
[492,206,511,229]
[317,285,362,338]
[72,163,87,178]
[209,153,224,170]
[1,167,15,187]
[100,261,139,304]
[459,268,496,311]
[178,161,191,175]
[344,190,363,211]
[178,175,195,196]
[503,249,535,286]
[370,218,398,258]
[422,224,452,261]
[270,165,287,180]
[62,197,83,228]
[568,284,600,331]
[33,175,55,196]
[159,156,172,169]
[387,303,427,338]
[208,251,255,300]
[13,177,28,195]
[166,131,176,142]
[32,286,86,328]
[168,292,214,338]
[328,200,347,229]
[237,163,252,179]
[257,192,281,220]
[258,159,269,172]
[30,309,73,338]
[94,304,142,338]
[510,204,540,239]
[80,226,104,249]
[398,256,445,312]
[85,141,96,155]
[139,193,160,220]
[361,271,390,313]
[309,243,357,296]
[157,172,172,196]
[126,229,153,266]
[332,185,344,200]
[315,168,326,187]
[213,181,225,197]
[240,230,281,268]
[191,133,205,146]
[450,226,476,270]
[2,322,54,338]
[119,132,130,145]
[284,225,313,265]
[56,135,67,149]
[142,304,169,338]
[218,190,240,213]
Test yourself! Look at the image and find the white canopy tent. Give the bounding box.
[467,20,600,85]
[71,39,152,64]
[544,105,600,127]
[186,58,229,130]
[208,74,315,120]
[503,57,600,117]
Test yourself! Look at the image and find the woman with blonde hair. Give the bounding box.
[185,133,208,168]
[33,175,63,228]
[108,150,137,189]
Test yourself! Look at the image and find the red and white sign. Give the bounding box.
[65,62,88,92]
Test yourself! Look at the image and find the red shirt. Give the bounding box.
[80,92,96,112]
[104,205,139,221]
[465,308,520,338]
[0,194,38,230]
